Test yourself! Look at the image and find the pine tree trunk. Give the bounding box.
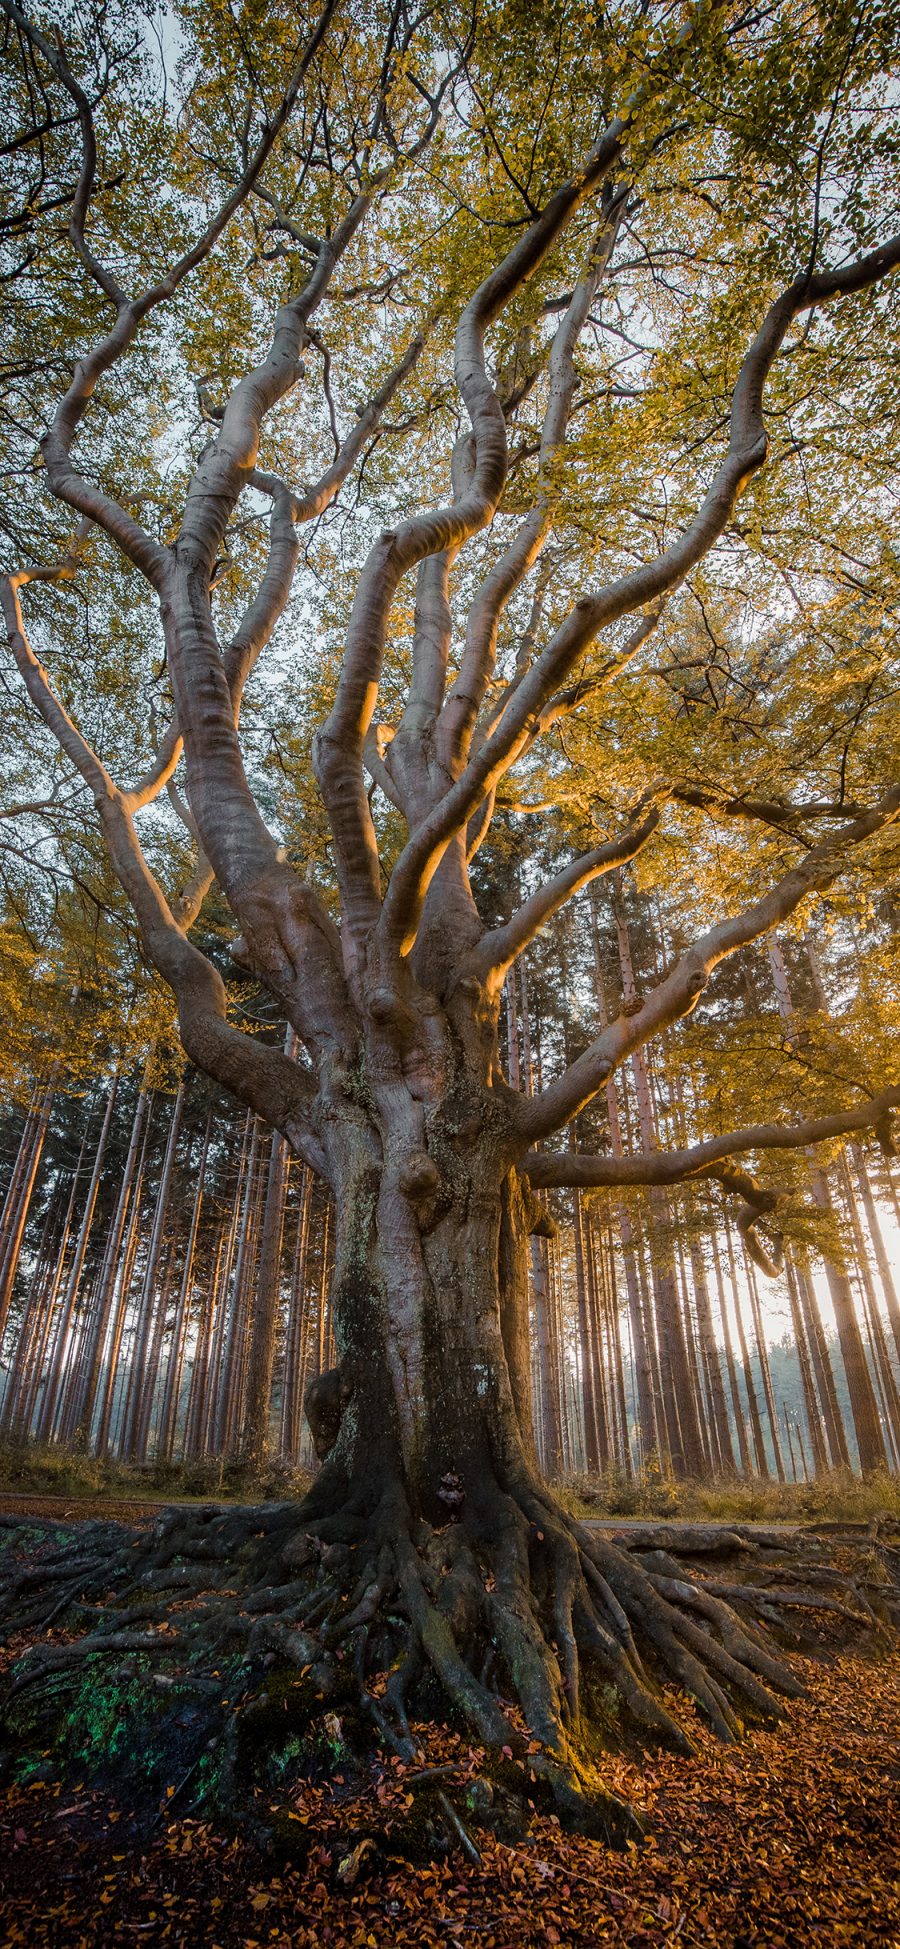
[851,1146,900,1364]
[838,1156,900,1460]
[743,1252,786,1481]
[239,1108,289,1469]
[96,1098,154,1457]
[73,1069,152,1446]
[611,875,703,1475]
[766,943,885,1472]
[710,1228,751,1474]
[214,1113,260,1454]
[0,1076,55,1341]
[34,1105,101,1444]
[47,1074,119,1439]
[572,1190,602,1471]
[282,1166,312,1458]
[690,1242,737,1473]
[724,1220,769,1476]
[120,1077,185,1460]
[158,1109,212,1463]
[0,1169,61,1436]
[808,1168,887,1472]
[784,1249,829,1474]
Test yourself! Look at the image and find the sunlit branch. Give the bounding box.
[524,1090,900,1190]
[377,237,900,966]
[672,785,869,832]
[0,573,324,1167]
[517,786,900,1143]
[124,333,426,826]
[469,799,665,986]
[435,190,627,775]
[27,0,340,587]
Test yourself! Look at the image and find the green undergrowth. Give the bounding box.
[1,1650,551,1857]
[0,1440,312,1505]
[563,1464,900,1526]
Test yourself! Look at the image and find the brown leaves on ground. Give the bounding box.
[0,1650,898,1948]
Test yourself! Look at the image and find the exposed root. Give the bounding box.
[0,1488,895,1853]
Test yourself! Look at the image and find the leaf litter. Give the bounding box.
[0,1649,897,1947]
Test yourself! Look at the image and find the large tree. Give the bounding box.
[2,0,900,1828]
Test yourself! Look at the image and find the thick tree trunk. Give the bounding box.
[0,1094,828,1844]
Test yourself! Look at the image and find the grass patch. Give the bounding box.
[564,1463,900,1525]
[0,1439,312,1505]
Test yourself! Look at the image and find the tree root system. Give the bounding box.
[0,1487,896,1858]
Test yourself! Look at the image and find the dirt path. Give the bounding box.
[0,1493,808,1531]
[0,1490,173,1523]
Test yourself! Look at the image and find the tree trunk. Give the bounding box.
[838,1156,900,1461]
[120,1076,185,1460]
[73,1068,152,1447]
[743,1251,786,1481]
[794,1248,851,1469]
[690,1242,737,1474]
[0,1075,55,1342]
[0,1003,820,1834]
[808,1168,888,1473]
[784,1249,829,1475]
[96,1097,154,1458]
[611,875,703,1475]
[766,943,886,1473]
[852,1146,900,1365]
[239,1111,289,1469]
[158,1109,212,1462]
[724,1219,770,1477]
[215,1113,261,1455]
[42,1070,120,1443]
[710,1227,751,1474]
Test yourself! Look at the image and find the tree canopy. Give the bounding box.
[1,0,899,1216]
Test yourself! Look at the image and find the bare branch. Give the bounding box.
[517,785,900,1142]
[468,796,665,986]
[523,1091,900,1189]
[1,569,325,1165]
[335,125,631,960]
[35,0,340,582]
[0,0,127,305]
[435,188,627,775]
[377,236,900,963]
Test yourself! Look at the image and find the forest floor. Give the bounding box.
[0,1443,313,1510]
[3,1443,899,1528]
[0,1637,897,1948]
